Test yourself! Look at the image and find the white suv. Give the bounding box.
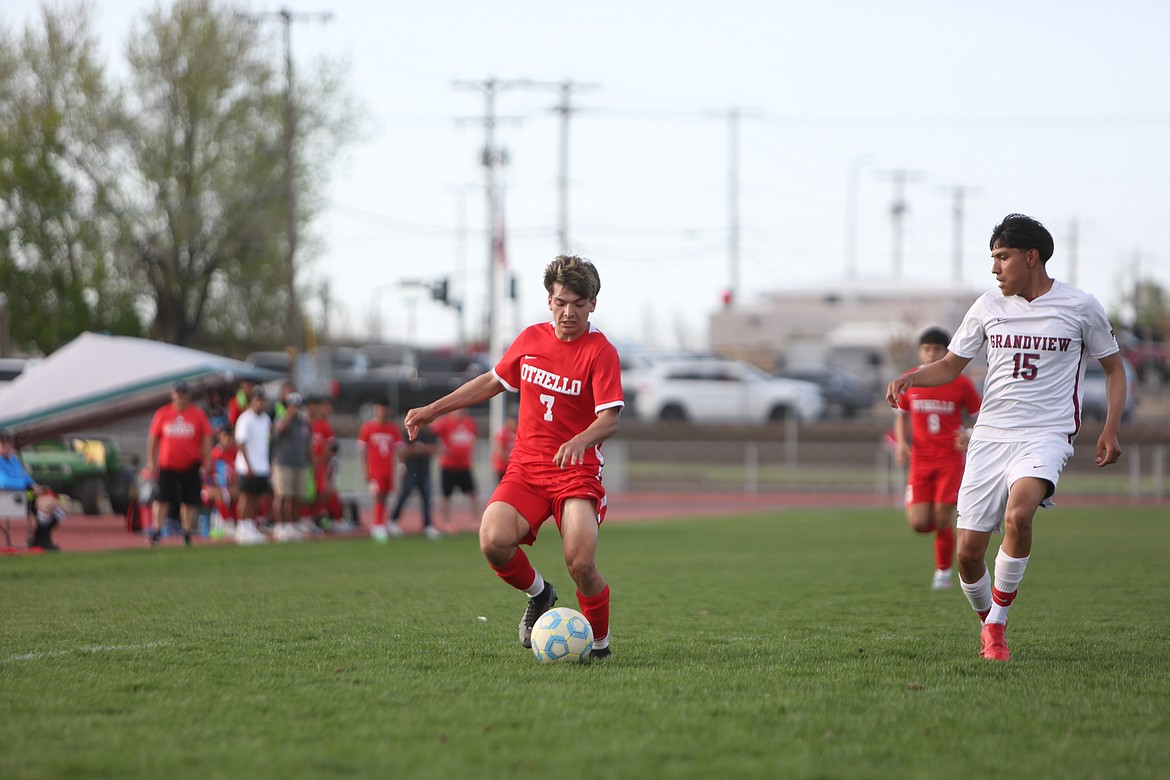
[631,357,825,423]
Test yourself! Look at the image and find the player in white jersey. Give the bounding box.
[886,214,1127,662]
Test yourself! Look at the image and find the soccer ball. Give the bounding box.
[530,607,594,664]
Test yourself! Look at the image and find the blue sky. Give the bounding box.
[8,0,1170,349]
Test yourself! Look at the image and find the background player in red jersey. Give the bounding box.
[146,380,213,547]
[432,408,480,533]
[893,328,982,590]
[359,400,404,542]
[404,255,624,660]
[491,414,517,482]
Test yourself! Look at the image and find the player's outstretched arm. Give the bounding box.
[885,352,971,408]
[404,372,503,440]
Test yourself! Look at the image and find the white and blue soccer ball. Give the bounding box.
[531,607,594,664]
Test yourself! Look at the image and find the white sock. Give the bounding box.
[987,548,1030,625]
[960,566,992,616]
[525,572,545,598]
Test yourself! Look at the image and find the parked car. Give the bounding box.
[632,357,825,424]
[1082,356,1137,422]
[21,436,139,515]
[774,365,876,418]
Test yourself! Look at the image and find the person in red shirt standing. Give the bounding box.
[308,396,341,525]
[893,327,982,590]
[432,407,480,534]
[359,400,404,542]
[146,380,213,547]
[491,414,517,483]
[226,379,255,429]
[405,255,624,660]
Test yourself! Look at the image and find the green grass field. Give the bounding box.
[2,506,1167,779]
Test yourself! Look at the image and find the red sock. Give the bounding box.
[492,549,537,591]
[577,585,611,644]
[373,501,386,526]
[935,527,955,570]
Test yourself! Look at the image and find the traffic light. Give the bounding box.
[432,278,449,305]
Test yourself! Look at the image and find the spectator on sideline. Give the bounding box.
[227,378,256,428]
[146,380,213,547]
[388,426,439,539]
[433,407,481,532]
[270,392,313,541]
[359,400,404,542]
[0,428,66,551]
[233,387,272,545]
[308,396,342,525]
[491,414,517,483]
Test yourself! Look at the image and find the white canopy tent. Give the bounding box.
[0,333,274,445]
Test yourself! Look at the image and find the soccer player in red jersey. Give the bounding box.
[491,414,517,482]
[146,380,213,546]
[405,255,623,660]
[308,396,341,523]
[359,400,404,541]
[432,408,481,533]
[893,328,982,590]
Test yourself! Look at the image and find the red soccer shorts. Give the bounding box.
[905,456,964,506]
[490,459,608,546]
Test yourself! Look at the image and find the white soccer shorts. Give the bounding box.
[955,436,1075,533]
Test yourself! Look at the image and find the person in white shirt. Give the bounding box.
[233,387,273,544]
[886,213,1127,662]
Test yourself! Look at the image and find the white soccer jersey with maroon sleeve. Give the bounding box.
[949,280,1119,442]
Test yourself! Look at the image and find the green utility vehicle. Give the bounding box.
[22,437,139,516]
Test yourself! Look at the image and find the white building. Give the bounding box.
[709,282,987,387]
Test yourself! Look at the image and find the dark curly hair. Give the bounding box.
[990,214,1054,263]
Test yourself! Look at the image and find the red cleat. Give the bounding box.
[980,622,1011,662]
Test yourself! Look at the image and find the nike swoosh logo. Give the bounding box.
[996,318,1009,323]
[1032,464,1044,468]
[523,355,537,361]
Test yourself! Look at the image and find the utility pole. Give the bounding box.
[844,154,874,279]
[453,77,544,438]
[727,107,741,306]
[551,81,597,255]
[877,169,923,280]
[941,184,979,286]
[244,7,333,353]
[1067,218,1079,287]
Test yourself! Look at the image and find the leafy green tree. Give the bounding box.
[1,0,357,353]
[0,6,145,355]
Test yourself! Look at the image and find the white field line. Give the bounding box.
[2,640,171,664]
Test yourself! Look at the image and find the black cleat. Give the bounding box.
[588,645,612,661]
[149,530,162,548]
[183,531,192,547]
[518,582,557,648]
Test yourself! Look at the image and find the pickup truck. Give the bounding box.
[22,436,139,515]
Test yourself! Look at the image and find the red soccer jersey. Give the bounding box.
[311,418,336,461]
[493,322,624,467]
[898,372,982,462]
[358,419,403,477]
[433,414,478,470]
[492,424,517,474]
[150,403,212,470]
